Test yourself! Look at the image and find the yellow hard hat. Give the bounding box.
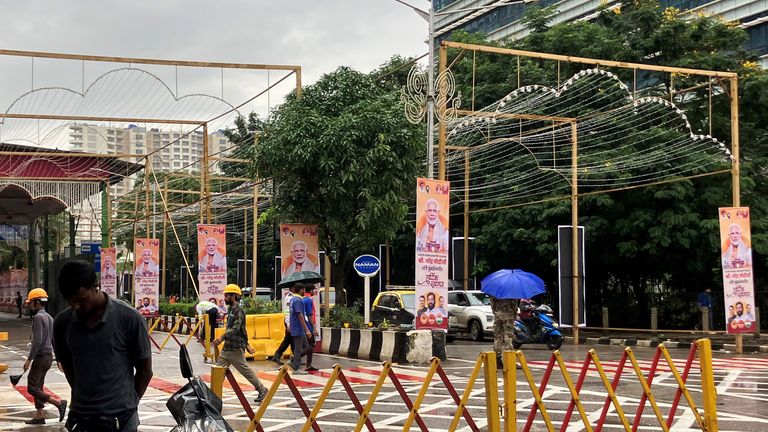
[25,288,48,304]
[223,284,242,296]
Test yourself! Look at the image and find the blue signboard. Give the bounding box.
[353,254,381,277]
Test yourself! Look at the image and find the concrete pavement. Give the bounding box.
[2,312,768,431]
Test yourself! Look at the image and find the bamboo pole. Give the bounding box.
[0,48,300,72]
[464,150,470,290]
[442,41,737,78]
[731,77,743,354]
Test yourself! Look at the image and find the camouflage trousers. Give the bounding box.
[493,318,517,359]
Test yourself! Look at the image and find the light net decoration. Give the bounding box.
[443,68,731,210]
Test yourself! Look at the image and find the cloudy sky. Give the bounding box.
[0,0,429,143]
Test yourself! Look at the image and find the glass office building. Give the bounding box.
[434,0,768,65]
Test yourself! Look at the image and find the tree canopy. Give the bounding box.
[227,64,424,300]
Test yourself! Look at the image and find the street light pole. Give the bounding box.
[426,4,435,178]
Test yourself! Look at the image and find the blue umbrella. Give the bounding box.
[480,269,546,300]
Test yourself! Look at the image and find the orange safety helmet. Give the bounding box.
[25,288,48,304]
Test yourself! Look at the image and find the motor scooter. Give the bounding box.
[166,345,233,432]
[512,300,563,350]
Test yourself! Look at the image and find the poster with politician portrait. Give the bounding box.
[719,207,756,334]
[279,224,320,279]
[100,247,118,298]
[415,177,450,330]
[134,238,160,318]
[197,224,227,308]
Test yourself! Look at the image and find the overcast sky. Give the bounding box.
[0,0,429,143]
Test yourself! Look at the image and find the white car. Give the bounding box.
[447,290,494,341]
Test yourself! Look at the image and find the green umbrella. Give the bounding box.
[277,271,323,288]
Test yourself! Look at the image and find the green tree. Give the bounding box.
[230,66,424,304]
[448,0,768,327]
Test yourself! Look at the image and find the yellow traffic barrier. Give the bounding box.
[147,316,161,334]
[236,340,719,432]
[0,331,8,341]
[157,316,184,351]
[183,319,203,346]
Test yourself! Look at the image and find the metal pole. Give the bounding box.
[571,122,580,345]
[730,77,742,354]
[202,123,212,224]
[145,158,151,237]
[438,44,447,181]
[427,3,435,178]
[161,177,168,298]
[464,149,470,289]
[101,182,109,247]
[252,178,258,291]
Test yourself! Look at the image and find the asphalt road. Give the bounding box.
[1,313,767,431]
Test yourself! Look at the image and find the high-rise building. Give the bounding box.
[68,124,235,244]
[434,1,768,65]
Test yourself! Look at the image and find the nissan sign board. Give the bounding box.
[353,254,381,277]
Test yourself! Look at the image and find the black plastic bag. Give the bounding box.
[166,377,233,432]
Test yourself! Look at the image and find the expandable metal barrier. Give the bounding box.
[209,339,719,432]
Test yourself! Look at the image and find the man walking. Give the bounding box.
[490,297,519,367]
[302,286,319,372]
[288,282,313,372]
[269,286,296,365]
[53,260,153,432]
[212,284,268,403]
[15,290,23,318]
[23,288,67,425]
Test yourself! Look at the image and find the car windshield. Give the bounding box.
[401,293,415,311]
[468,292,491,306]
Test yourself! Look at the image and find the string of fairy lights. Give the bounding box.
[442,68,731,209]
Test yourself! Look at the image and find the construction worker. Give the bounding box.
[212,284,267,403]
[24,288,67,424]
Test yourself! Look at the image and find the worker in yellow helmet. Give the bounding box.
[24,288,67,424]
[212,284,267,404]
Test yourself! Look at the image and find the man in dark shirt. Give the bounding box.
[23,288,67,424]
[15,290,23,317]
[53,260,153,432]
[212,284,267,403]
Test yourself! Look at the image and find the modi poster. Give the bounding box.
[279,224,320,279]
[100,247,118,298]
[719,207,757,334]
[134,238,160,318]
[197,224,227,311]
[415,178,450,330]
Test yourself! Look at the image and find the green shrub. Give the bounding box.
[242,299,282,315]
[158,301,197,317]
[320,298,365,328]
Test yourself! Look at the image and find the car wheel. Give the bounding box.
[470,320,484,341]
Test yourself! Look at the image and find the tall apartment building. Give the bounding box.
[68,124,234,244]
[434,1,768,65]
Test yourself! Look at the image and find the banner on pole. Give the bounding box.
[279,224,320,279]
[719,207,757,333]
[134,238,160,318]
[100,247,118,298]
[197,224,227,314]
[719,207,757,334]
[415,177,450,330]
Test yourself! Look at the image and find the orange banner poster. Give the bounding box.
[279,224,320,279]
[100,247,118,298]
[718,207,756,334]
[134,238,160,318]
[197,224,227,312]
[415,177,450,330]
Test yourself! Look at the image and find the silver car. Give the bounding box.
[447,290,494,341]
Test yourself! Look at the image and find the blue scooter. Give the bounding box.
[512,301,563,350]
